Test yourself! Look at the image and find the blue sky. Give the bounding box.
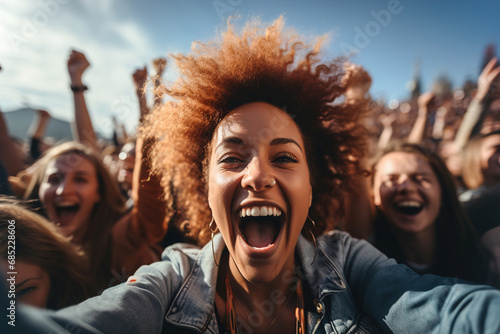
[1,0,499,137]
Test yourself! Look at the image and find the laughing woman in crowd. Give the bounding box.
[19,17,500,334]
[370,142,492,285]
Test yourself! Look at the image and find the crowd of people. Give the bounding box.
[1,16,500,333]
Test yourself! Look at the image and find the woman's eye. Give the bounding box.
[383,175,399,186]
[273,153,298,164]
[75,177,89,183]
[218,156,243,164]
[47,174,61,184]
[17,286,36,297]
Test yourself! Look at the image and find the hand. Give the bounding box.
[152,57,167,76]
[36,109,51,119]
[67,50,90,85]
[379,113,396,128]
[417,91,435,111]
[476,57,500,101]
[132,66,148,89]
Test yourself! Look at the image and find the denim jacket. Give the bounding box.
[19,231,500,333]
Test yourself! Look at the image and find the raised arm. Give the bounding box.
[110,64,168,273]
[132,66,149,119]
[454,57,500,151]
[152,58,167,109]
[0,110,26,176]
[377,112,396,150]
[407,92,435,143]
[28,109,51,161]
[67,50,98,151]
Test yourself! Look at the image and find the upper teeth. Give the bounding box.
[397,201,421,208]
[56,202,77,208]
[239,206,281,217]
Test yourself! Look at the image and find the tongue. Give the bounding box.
[244,220,278,248]
[57,209,77,226]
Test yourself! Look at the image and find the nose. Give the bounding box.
[55,177,74,196]
[395,175,417,192]
[241,157,275,192]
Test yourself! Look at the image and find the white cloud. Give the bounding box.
[0,0,161,138]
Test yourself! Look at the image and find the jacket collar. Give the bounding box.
[165,233,346,331]
[296,233,346,299]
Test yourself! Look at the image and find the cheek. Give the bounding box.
[208,171,235,219]
[372,182,386,207]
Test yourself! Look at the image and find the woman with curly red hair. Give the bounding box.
[17,17,500,334]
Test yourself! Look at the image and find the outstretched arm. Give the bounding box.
[68,50,98,151]
[341,234,500,333]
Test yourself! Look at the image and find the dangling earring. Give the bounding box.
[209,218,219,267]
[305,216,317,264]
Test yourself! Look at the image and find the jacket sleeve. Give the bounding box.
[16,246,195,333]
[341,233,500,334]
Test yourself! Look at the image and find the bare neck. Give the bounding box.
[392,225,436,266]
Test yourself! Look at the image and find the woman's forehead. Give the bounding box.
[377,151,431,174]
[212,102,304,145]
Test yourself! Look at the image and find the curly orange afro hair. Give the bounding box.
[142,17,370,245]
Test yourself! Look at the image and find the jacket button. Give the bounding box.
[316,302,323,313]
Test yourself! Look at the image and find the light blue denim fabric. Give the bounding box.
[17,231,500,333]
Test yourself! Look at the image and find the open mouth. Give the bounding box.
[393,201,423,216]
[238,206,284,248]
[54,203,80,225]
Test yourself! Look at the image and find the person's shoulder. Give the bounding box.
[316,230,358,256]
[161,242,202,262]
[318,229,354,244]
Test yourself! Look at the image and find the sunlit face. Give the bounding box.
[39,153,101,238]
[1,260,51,308]
[480,134,500,185]
[373,152,442,235]
[208,102,312,283]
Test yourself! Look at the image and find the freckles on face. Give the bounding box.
[373,152,442,234]
[207,102,312,283]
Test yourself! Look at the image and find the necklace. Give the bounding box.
[225,273,305,334]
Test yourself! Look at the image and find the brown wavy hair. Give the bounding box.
[0,201,93,309]
[142,17,370,245]
[24,141,128,288]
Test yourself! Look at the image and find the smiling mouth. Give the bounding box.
[239,207,284,248]
[55,203,80,225]
[393,201,423,216]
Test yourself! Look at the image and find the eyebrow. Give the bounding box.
[16,277,42,289]
[270,138,303,152]
[216,136,302,152]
